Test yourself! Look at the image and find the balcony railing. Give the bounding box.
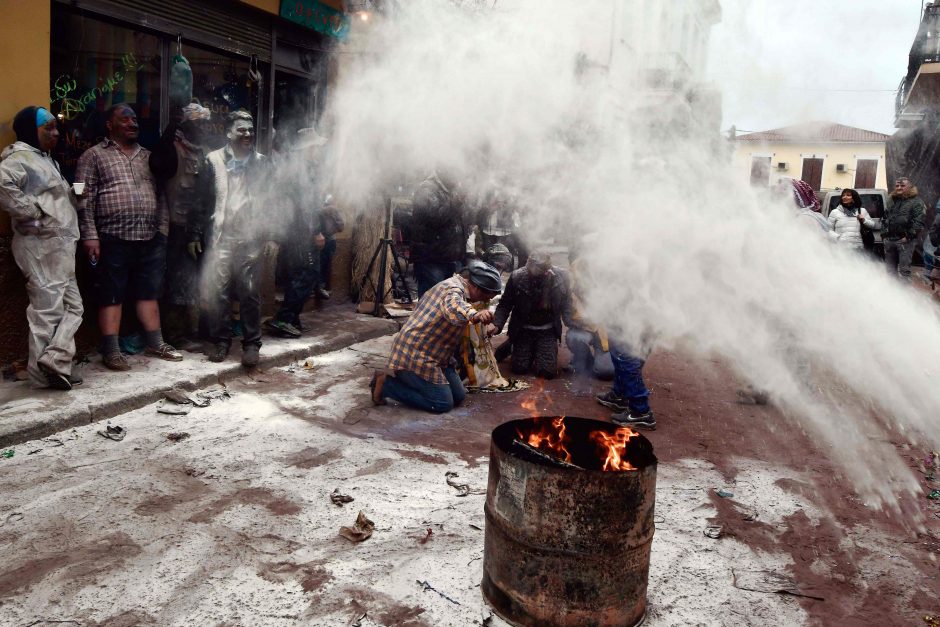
[895,3,940,120]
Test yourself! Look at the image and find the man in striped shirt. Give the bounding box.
[371,261,502,413]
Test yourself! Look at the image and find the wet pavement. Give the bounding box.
[0,333,937,626]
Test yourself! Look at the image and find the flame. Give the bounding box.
[589,427,639,471]
[519,379,544,417]
[516,416,572,463]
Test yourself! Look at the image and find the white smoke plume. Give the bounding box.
[324,0,940,511]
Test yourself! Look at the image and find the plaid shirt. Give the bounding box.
[387,275,477,384]
[76,139,167,241]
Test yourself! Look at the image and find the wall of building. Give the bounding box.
[733,142,889,190]
[0,1,51,371]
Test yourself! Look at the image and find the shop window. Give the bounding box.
[182,43,264,151]
[50,10,161,180]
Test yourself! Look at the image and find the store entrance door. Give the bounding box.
[273,71,320,151]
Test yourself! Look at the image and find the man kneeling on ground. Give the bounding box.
[371,261,502,413]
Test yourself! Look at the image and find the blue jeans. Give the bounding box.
[610,345,650,413]
[382,366,466,413]
[414,262,458,299]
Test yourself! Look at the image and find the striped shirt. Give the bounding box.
[387,275,477,384]
[76,139,167,241]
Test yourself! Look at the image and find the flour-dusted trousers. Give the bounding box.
[204,236,263,349]
[11,234,83,388]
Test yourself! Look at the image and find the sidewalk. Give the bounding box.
[0,306,399,448]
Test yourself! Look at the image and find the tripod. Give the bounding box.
[360,198,412,316]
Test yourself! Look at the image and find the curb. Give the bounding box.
[0,317,399,449]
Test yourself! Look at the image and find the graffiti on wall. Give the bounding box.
[50,53,144,121]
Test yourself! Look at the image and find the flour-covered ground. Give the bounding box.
[0,336,935,626]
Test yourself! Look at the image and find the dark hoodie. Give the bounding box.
[12,106,42,151]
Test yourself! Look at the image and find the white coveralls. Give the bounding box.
[0,141,83,387]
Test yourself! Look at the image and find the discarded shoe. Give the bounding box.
[596,390,629,412]
[102,352,131,372]
[264,318,301,338]
[242,344,261,368]
[611,410,656,430]
[97,425,126,441]
[370,370,387,405]
[208,343,229,363]
[146,342,183,362]
[39,364,71,391]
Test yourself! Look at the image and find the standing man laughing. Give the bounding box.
[76,103,182,371]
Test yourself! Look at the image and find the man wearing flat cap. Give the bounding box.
[371,260,502,413]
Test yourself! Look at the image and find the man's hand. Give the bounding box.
[471,309,494,325]
[83,239,100,263]
[314,232,326,249]
[187,241,203,260]
[484,323,498,337]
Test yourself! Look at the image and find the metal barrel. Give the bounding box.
[482,416,657,627]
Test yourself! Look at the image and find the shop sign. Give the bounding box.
[280,0,350,40]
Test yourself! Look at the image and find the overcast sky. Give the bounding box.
[708,0,923,135]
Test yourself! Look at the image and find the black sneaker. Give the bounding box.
[208,343,229,363]
[596,390,629,412]
[264,318,301,338]
[611,410,656,430]
[40,364,72,391]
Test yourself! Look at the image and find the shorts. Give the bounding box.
[96,232,167,305]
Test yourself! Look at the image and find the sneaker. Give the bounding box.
[146,342,183,362]
[39,364,71,391]
[208,343,229,363]
[264,318,301,338]
[596,390,629,412]
[242,344,260,368]
[611,410,656,430]
[102,352,131,372]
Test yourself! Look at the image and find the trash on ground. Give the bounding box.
[185,467,206,477]
[164,389,194,405]
[742,511,758,521]
[195,385,230,405]
[924,614,940,627]
[157,403,191,415]
[1,449,14,459]
[167,432,191,442]
[419,527,433,544]
[469,523,482,531]
[715,488,734,498]
[732,569,825,601]
[445,471,485,496]
[339,511,374,542]
[97,425,126,441]
[330,488,355,506]
[303,359,315,370]
[927,490,940,500]
[704,525,723,539]
[416,579,461,605]
[350,612,367,627]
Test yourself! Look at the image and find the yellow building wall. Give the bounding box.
[732,141,888,191]
[0,0,51,148]
[0,0,51,236]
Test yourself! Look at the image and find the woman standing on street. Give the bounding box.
[828,188,876,251]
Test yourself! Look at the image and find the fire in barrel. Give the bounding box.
[482,416,657,627]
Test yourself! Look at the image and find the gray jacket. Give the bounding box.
[0,142,79,239]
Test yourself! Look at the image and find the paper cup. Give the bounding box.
[73,182,85,195]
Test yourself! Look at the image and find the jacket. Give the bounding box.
[408,174,468,264]
[828,206,875,249]
[493,265,573,341]
[188,145,270,245]
[883,189,926,239]
[0,142,79,240]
